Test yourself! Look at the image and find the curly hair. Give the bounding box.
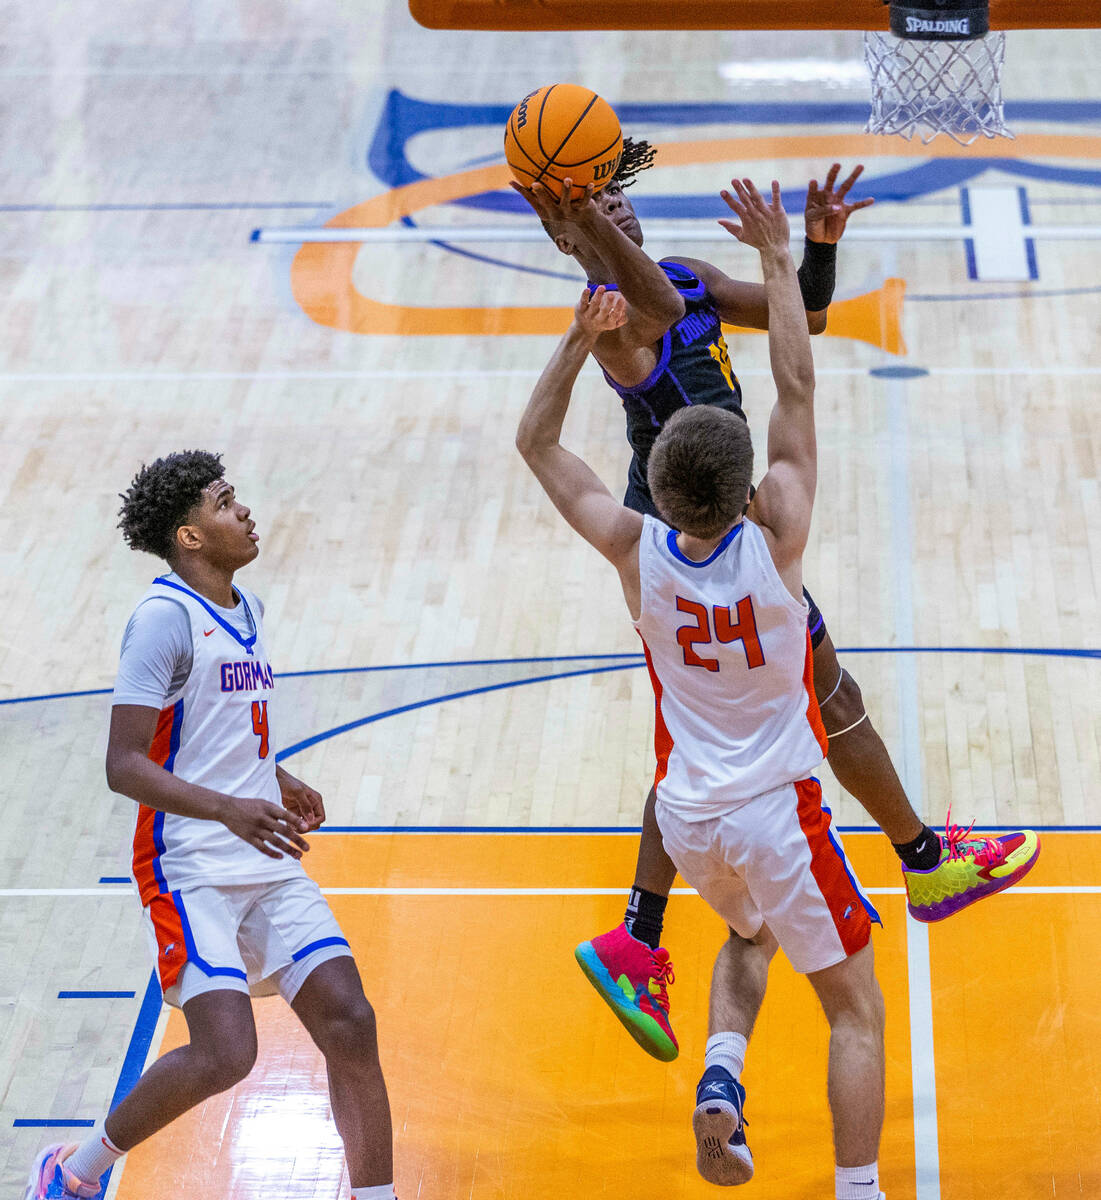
[612,136,657,189]
[648,407,753,539]
[118,450,225,562]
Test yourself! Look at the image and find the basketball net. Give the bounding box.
[863,1,1011,145]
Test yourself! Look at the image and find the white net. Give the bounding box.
[863,30,1011,145]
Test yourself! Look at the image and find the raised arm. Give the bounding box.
[668,163,874,335]
[512,179,685,344]
[718,179,816,588]
[516,286,644,611]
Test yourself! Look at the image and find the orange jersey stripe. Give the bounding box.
[146,892,189,993]
[132,703,182,904]
[795,778,871,958]
[802,630,829,757]
[640,635,674,791]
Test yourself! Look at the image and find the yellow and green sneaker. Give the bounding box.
[904,813,1040,922]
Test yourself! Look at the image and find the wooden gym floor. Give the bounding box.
[1,2,1099,1198]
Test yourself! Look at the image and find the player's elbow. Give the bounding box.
[807,310,827,335]
[654,291,686,329]
[105,746,138,795]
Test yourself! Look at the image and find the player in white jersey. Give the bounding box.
[517,180,888,1199]
[25,452,397,1200]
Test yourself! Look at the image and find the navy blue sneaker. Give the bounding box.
[692,1065,753,1185]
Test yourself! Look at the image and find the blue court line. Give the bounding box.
[13,1119,96,1128]
[275,661,641,761]
[0,686,112,706]
[0,202,333,213]
[58,990,137,999]
[277,651,644,679]
[400,214,581,283]
[99,876,132,884]
[4,645,1098,709]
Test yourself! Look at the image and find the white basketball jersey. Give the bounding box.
[635,515,828,820]
[130,576,303,904]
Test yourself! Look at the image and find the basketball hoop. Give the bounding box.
[864,0,1012,145]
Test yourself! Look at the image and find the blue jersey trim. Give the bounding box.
[601,329,673,401]
[152,576,258,655]
[665,523,742,567]
[151,811,169,894]
[163,699,184,773]
[174,891,249,982]
[658,259,707,300]
[822,802,882,927]
[291,935,351,962]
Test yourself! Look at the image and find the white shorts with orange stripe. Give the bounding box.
[142,874,353,1008]
[656,777,880,974]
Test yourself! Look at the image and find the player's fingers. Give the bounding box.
[559,179,575,210]
[836,163,864,198]
[824,162,841,190]
[268,810,310,853]
[741,177,765,208]
[717,218,744,240]
[807,179,818,198]
[719,188,747,215]
[264,832,304,859]
[849,196,875,211]
[251,835,284,859]
[771,180,782,209]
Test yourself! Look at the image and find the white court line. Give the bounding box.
[1,885,1096,898]
[251,223,1101,244]
[888,360,941,1200]
[3,366,1101,384]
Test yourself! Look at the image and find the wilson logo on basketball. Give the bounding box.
[593,157,618,181]
[515,92,535,129]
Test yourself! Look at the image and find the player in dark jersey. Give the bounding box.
[514,148,1040,1061]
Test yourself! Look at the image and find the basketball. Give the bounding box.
[504,84,623,200]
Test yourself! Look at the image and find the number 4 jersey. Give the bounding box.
[117,574,305,904]
[636,515,829,821]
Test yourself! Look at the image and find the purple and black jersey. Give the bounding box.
[596,261,745,473]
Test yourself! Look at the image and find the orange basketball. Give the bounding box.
[504,84,623,200]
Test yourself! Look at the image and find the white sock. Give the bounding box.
[836,1161,880,1199]
[63,1118,125,1186]
[704,1031,747,1079]
[350,1186,397,1200]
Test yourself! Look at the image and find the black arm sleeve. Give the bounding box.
[797,238,837,311]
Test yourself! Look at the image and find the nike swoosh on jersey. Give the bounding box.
[203,628,216,636]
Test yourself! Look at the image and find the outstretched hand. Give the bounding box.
[718,178,791,254]
[804,163,874,244]
[574,285,627,337]
[510,177,596,225]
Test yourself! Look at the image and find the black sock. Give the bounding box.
[893,824,942,871]
[625,887,668,949]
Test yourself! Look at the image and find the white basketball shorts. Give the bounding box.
[142,873,353,1007]
[656,777,880,974]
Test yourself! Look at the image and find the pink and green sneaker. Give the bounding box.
[904,813,1040,922]
[575,922,678,1061]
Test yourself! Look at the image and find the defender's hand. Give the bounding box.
[718,178,792,254]
[804,163,874,244]
[510,178,597,225]
[220,794,310,859]
[574,285,627,337]
[277,768,326,832]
